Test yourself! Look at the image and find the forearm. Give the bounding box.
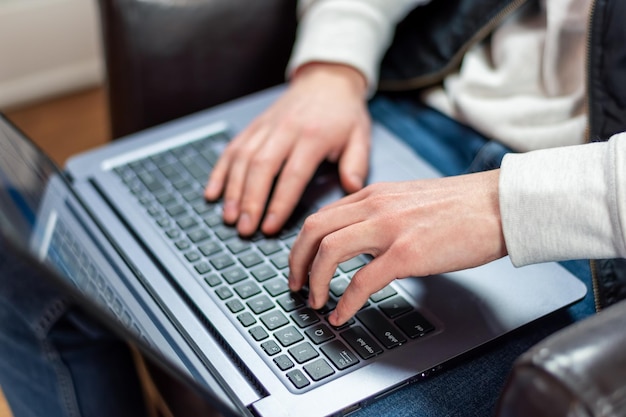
[500,133,626,266]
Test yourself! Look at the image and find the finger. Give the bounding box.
[236,128,298,235]
[306,219,378,310]
[338,122,371,193]
[328,255,394,326]
[220,127,269,224]
[260,142,327,235]
[205,121,261,200]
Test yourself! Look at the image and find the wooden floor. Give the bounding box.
[0,86,110,417]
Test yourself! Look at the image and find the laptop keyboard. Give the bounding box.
[46,219,147,342]
[112,130,436,391]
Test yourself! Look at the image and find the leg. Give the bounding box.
[0,244,148,417]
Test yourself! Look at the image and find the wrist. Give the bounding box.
[291,62,368,98]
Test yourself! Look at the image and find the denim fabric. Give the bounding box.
[348,96,596,417]
[0,241,148,417]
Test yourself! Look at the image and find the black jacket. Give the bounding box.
[378,0,626,311]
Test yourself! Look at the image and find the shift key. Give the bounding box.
[356,309,406,349]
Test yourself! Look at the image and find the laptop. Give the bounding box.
[0,85,586,417]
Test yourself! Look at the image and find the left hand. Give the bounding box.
[288,169,508,326]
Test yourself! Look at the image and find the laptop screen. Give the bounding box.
[0,116,57,249]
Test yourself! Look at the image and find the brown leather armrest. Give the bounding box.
[496,300,626,417]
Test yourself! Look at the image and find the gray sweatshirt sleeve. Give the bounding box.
[287,0,429,95]
[499,133,626,266]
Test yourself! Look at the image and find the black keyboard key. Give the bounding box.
[239,252,264,268]
[263,278,289,296]
[156,192,177,206]
[194,261,211,275]
[329,277,350,297]
[188,229,210,243]
[192,201,214,215]
[261,340,282,356]
[215,286,233,300]
[137,171,164,193]
[339,257,366,273]
[291,308,320,328]
[166,204,186,218]
[214,225,238,241]
[221,267,248,285]
[277,293,305,312]
[252,265,277,283]
[356,309,406,349]
[184,251,201,263]
[256,240,282,256]
[237,312,256,327]
[288,342,319,364]
[234,281,261,299]
[198,241,221,257]
[227,240,251,254]
[379,296,413,319]
[260,310,289,331]
[305,324,335,345]
[209,253,235,270]
[395,311,435,339]
[286,369,310,389]
[341,326,383,359]
[226,299,245,313]
[273,354,294,371]
[370,285,397,302]
[275,326,304,347]
[320,340,359,370]
[176,216,197,230]
[175,239,191,251]
[156,218,171,228]
[304,358,335,381]
[204,273,222,287]
[166,229,181,239]
[247,295,274,314]
[158,164,182,182]
[270,253,289,269]
[203,213,222,227]
[249,326,269,341]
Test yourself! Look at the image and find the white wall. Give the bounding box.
[0,0,103,109]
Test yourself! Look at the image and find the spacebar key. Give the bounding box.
[356,309,406,349]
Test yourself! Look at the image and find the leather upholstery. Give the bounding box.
[98,0,297,139]
[496,300,626,417]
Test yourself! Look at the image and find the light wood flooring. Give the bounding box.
[0,86,110,417]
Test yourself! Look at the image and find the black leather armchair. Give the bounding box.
[99,0,297,139]
[95,1,626,416]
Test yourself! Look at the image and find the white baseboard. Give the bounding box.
[0,0,104,109]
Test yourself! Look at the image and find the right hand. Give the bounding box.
[204,62,371,236]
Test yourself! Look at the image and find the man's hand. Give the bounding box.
[204,62,371,236]
[288,169,508,326]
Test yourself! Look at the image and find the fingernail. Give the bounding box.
[329,311,340,326]
[350,174,364,189]
[238,212,252,234]
[262,213,278,233]
[222,200,238,222]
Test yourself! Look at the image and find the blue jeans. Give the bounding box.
[0,239,148,417]
[0,95,595,417]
